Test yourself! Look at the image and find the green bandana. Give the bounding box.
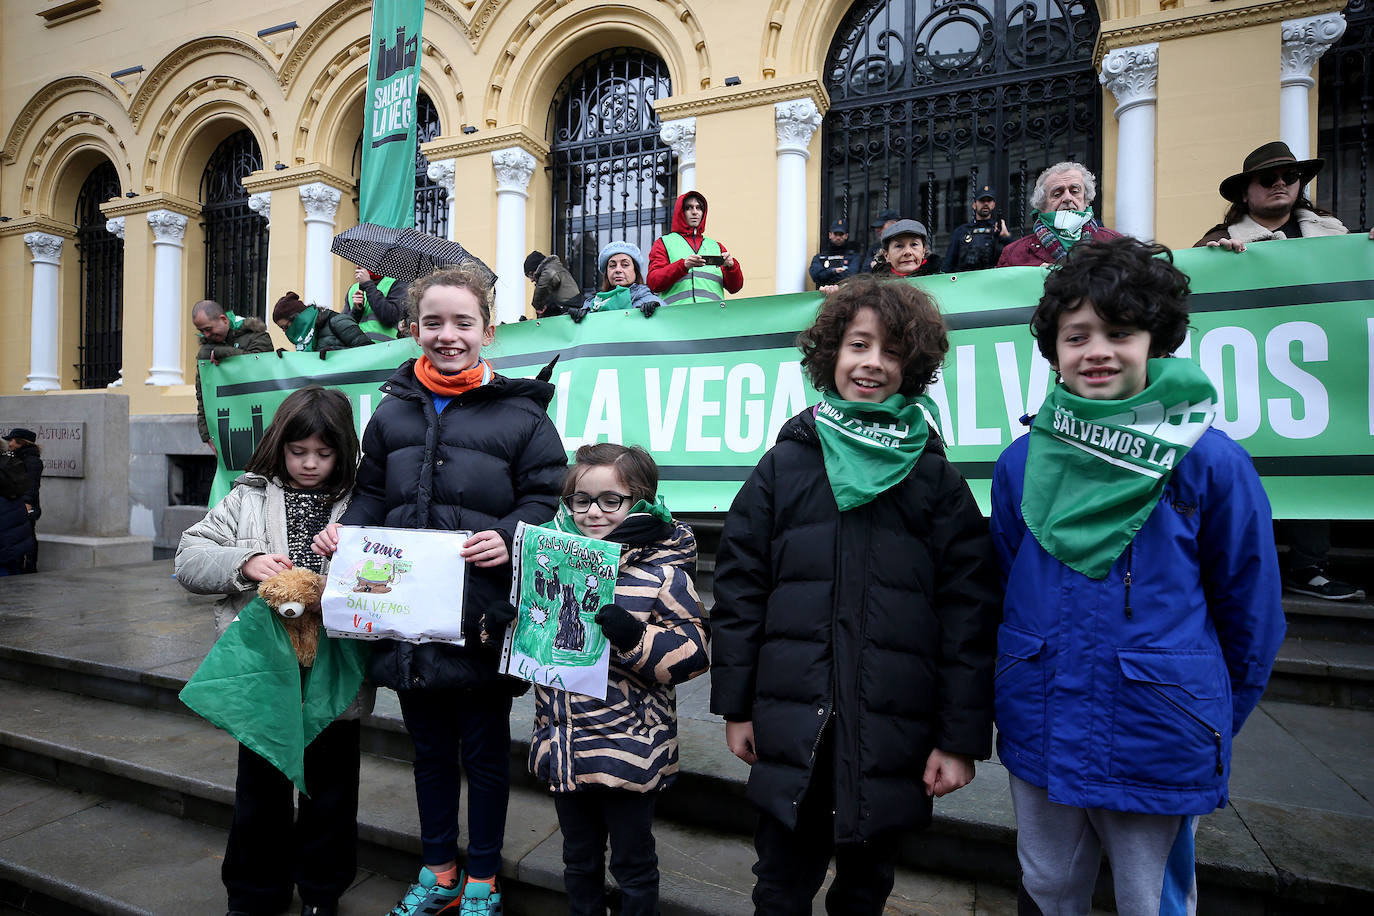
[224,309,245,330]
[814,391,930,511]
[286,306,319,352]
[1035,207,1094,243]
[593,285,634,312]
[1022,359,1217,579]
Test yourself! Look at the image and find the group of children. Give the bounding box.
[178,235,1285,916]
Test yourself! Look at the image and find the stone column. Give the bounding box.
[491,147,537,324]
[247,192,272,316]
[104,218,126,388]
[299,183,342,310]
[1280,13,1347,160]
[659,117,697,194]
[22,232,63,391]
[146,210,189,385]
[1100,43,1159,241]
[427,158,458,242]
[774,99,823,294]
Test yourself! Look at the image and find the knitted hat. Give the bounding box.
[523,251,546,277]
[271,291,308,325]
[597,241,647,280]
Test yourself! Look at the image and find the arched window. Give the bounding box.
[550,49,675,291]
[823,0,1101,253]
[1317,0,1371,230]
[414,92,449,237]
[74,160,123,388]
[201,129,269,319]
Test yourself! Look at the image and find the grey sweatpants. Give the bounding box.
[1009,773,1198,916]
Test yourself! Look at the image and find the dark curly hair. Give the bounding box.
[1031,236,1191,365]
[798,274,948,397]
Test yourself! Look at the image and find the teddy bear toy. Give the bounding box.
[256,566,326,667]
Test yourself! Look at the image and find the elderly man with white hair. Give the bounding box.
[997,161,1121,267]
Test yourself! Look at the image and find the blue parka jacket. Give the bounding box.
[990,425,1286,816]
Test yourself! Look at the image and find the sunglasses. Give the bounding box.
[1254,169,1302,189]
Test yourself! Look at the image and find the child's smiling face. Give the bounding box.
[1053,300,1152,400]
[833,306,902,402]
[568,465,633,538]
[413,283,493,373]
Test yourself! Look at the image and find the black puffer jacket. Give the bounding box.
[10,444,42,516]
[710,408,999,841]
[339,360,568,691]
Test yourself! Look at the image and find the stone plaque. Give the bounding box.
[7,422,86,478]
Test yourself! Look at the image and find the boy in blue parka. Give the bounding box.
[990,237,1285,916]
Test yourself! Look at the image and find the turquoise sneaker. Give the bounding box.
[386,866,463,915]
[457,879,502,916]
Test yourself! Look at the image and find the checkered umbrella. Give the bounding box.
[331,223,495,286]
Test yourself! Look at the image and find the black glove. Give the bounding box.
[567,305,590,323]
[482,601,518,645]
[594,603,645,653]
[637,299,660,318]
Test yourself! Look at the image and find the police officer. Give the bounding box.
[809,219,861,288]
[943,186,1011,272]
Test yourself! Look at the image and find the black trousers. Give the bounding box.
[222,718,361,914]
[751,734,901,916]
[554,788,659,916]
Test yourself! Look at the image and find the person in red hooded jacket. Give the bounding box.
[646,191,744,306]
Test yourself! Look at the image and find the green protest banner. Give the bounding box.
[200,234,1374,518]
[360,0,425,228]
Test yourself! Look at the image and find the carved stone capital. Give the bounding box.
[775,99,823,157]
[105,217,126,240]
[1099,43,1159,118]
[299,182,342,222]
[247,192,272,226]
[491,147,536,194]
[146,209,188,245]
[1281,13,1347,88]
[426,158,457,197]
[24,231,63,264]
[658,117,697,166]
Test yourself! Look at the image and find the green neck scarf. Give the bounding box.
[1035,207,1094,244]
[592,285,634,312]
[814,391,930,511]
[1022,358,1217,579]
[286,306,319,352]
[224,309,245,330]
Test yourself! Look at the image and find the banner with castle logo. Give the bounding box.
[200,235,1374,520]
[499,522,620,699]
[321,525,470,645]
[360,0,424,228]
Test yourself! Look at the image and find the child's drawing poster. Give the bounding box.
[321,525,470,645]
[500,522,620,699]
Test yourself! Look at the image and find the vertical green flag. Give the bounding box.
[361,0,425,228]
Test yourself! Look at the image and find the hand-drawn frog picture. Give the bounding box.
[353,558,410,593]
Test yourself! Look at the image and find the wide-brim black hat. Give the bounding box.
[1219,141,1324,203]
[5,428,36,442]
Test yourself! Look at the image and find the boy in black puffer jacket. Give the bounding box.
[711,275,1000,914]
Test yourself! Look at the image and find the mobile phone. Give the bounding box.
[700,254,725,266]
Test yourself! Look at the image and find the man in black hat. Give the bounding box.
[1195,140,1365,250]
[1196,141,1371,601]
[523,250,583,319]
[808,218,861,288]
[861,207,901,274]
[942,186,1011,273]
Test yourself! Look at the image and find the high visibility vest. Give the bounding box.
[346,276,400,340]
[661,233,726,305]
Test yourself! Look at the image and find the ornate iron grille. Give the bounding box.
[73,160,123,388]
[414,93,449,237]
[823,0,1101,256]
[550,49,676,291]
[1317,0,1371,230]
[201,130,269,320]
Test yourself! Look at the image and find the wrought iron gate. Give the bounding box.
[550,49,676,291]
[74,160,123,388]
[414,93,449,237]
[201,129,269,320]
[823,0,1101,255]
[1317,0,1371,230]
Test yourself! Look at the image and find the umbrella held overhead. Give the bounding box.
[331,223,496,286]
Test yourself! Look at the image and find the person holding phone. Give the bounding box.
[943,185,1011,273]
[646,191,744,306]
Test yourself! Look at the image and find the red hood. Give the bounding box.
[670,191,709,241]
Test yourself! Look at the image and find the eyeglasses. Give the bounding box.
[1254,169,1302,189]
[563,492,631,513]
